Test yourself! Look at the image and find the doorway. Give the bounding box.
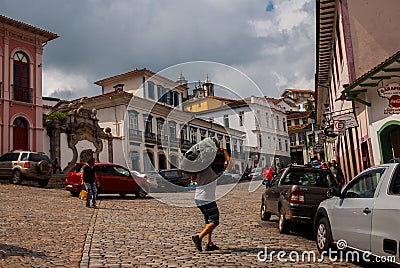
[13,117,29,150]
[379,122,400,163]
[158,154,167,170]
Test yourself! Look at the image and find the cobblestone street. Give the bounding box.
[0,181,361,267]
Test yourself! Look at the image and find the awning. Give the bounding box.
[341,51,400,106]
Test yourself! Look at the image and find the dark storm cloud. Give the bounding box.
[1,0,315,99]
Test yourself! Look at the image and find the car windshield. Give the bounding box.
[0,153,19,161]
[251,168,262,173]
[162,170,181,178]
[282,169,337,188]
[71,164,84,173]
[28,153,50,162]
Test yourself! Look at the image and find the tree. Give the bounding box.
[304,100,315,111]
[43,111,68,136]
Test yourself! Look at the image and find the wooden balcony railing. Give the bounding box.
[13,85,33,103]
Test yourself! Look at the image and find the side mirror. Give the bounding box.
[262,179,271,187]
[327,187,341,198]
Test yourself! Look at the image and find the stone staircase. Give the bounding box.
[48,173,67,189]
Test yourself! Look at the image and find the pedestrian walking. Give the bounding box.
[81,158,97,208]
[52,158,63,174]
[191,140,230,252]
[331,159,345,188]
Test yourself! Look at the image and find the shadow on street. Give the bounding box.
[0,244,47,259]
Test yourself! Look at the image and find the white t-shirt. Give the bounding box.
[194,166,218,202]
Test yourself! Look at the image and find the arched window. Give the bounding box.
[13,52,31,103]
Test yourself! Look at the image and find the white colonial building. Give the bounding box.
[191,95,290,170]
[43,69,246,173]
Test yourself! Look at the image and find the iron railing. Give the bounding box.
[129,129,142,142]
[144,132,157,144]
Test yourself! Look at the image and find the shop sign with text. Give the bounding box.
[378,82,400,114]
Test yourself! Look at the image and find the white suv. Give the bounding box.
[0,151,52,187]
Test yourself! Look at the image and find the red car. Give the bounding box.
[65,162,150,198]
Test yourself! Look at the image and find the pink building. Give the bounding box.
[315,0,400,181]
[0,15,58,154]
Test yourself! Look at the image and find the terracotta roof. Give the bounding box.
[283,89,314,93]
[286,110,313,119]
[288,123,311,131]
[94,68,186,92]
[83,89,133,101]
[0,14,58,41]
[264,97,283,105]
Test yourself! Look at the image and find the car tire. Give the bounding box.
[38,179,49,188]
[260,198,271,221]
[10,170,23,185]
[135,187,147,198]
[70,191,79,197]
[278,208,290,234]
[316,217,333,253]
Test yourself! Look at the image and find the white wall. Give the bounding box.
[60,133,73,169]
[43,132,51,157]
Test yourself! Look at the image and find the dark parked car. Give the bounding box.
[260,165,339,234]
[248,167,264,180]
[0,151,52,187]
[65,162,150,197]
[145,169,190,191]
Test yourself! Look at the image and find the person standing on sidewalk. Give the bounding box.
[192,144,230,252]
[81,158,97,208]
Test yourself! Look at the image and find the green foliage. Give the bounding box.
[304,100,315,111]
[43,111,68,136]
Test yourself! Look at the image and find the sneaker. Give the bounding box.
[205,244,220,251]
[86,204,90,208]
[192,235,202,252]
[92,205,98,209]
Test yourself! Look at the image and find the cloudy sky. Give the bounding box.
[2,0,316,100]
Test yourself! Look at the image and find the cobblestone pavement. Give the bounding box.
[0,180,363,267]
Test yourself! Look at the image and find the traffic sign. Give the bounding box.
[334,120,345,131]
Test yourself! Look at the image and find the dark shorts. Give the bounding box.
[195,200,219,225]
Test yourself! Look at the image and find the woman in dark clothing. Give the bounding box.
[81,158,97,208]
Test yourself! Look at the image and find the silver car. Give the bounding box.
[0,151,52,187]
[314,163,400,264]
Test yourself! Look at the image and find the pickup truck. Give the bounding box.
[314,163,400,265]
[260,165,339,234]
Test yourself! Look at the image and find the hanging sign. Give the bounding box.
[332,112,358,129]
[378,82,400,114]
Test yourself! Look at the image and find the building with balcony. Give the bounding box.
[46,69,246,173]
[287,110,324,164]
[0,15,58,154]
[191,95,290,170]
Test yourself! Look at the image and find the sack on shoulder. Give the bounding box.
[180,137,219,175]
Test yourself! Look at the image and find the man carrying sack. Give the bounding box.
[181,137,230,252]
